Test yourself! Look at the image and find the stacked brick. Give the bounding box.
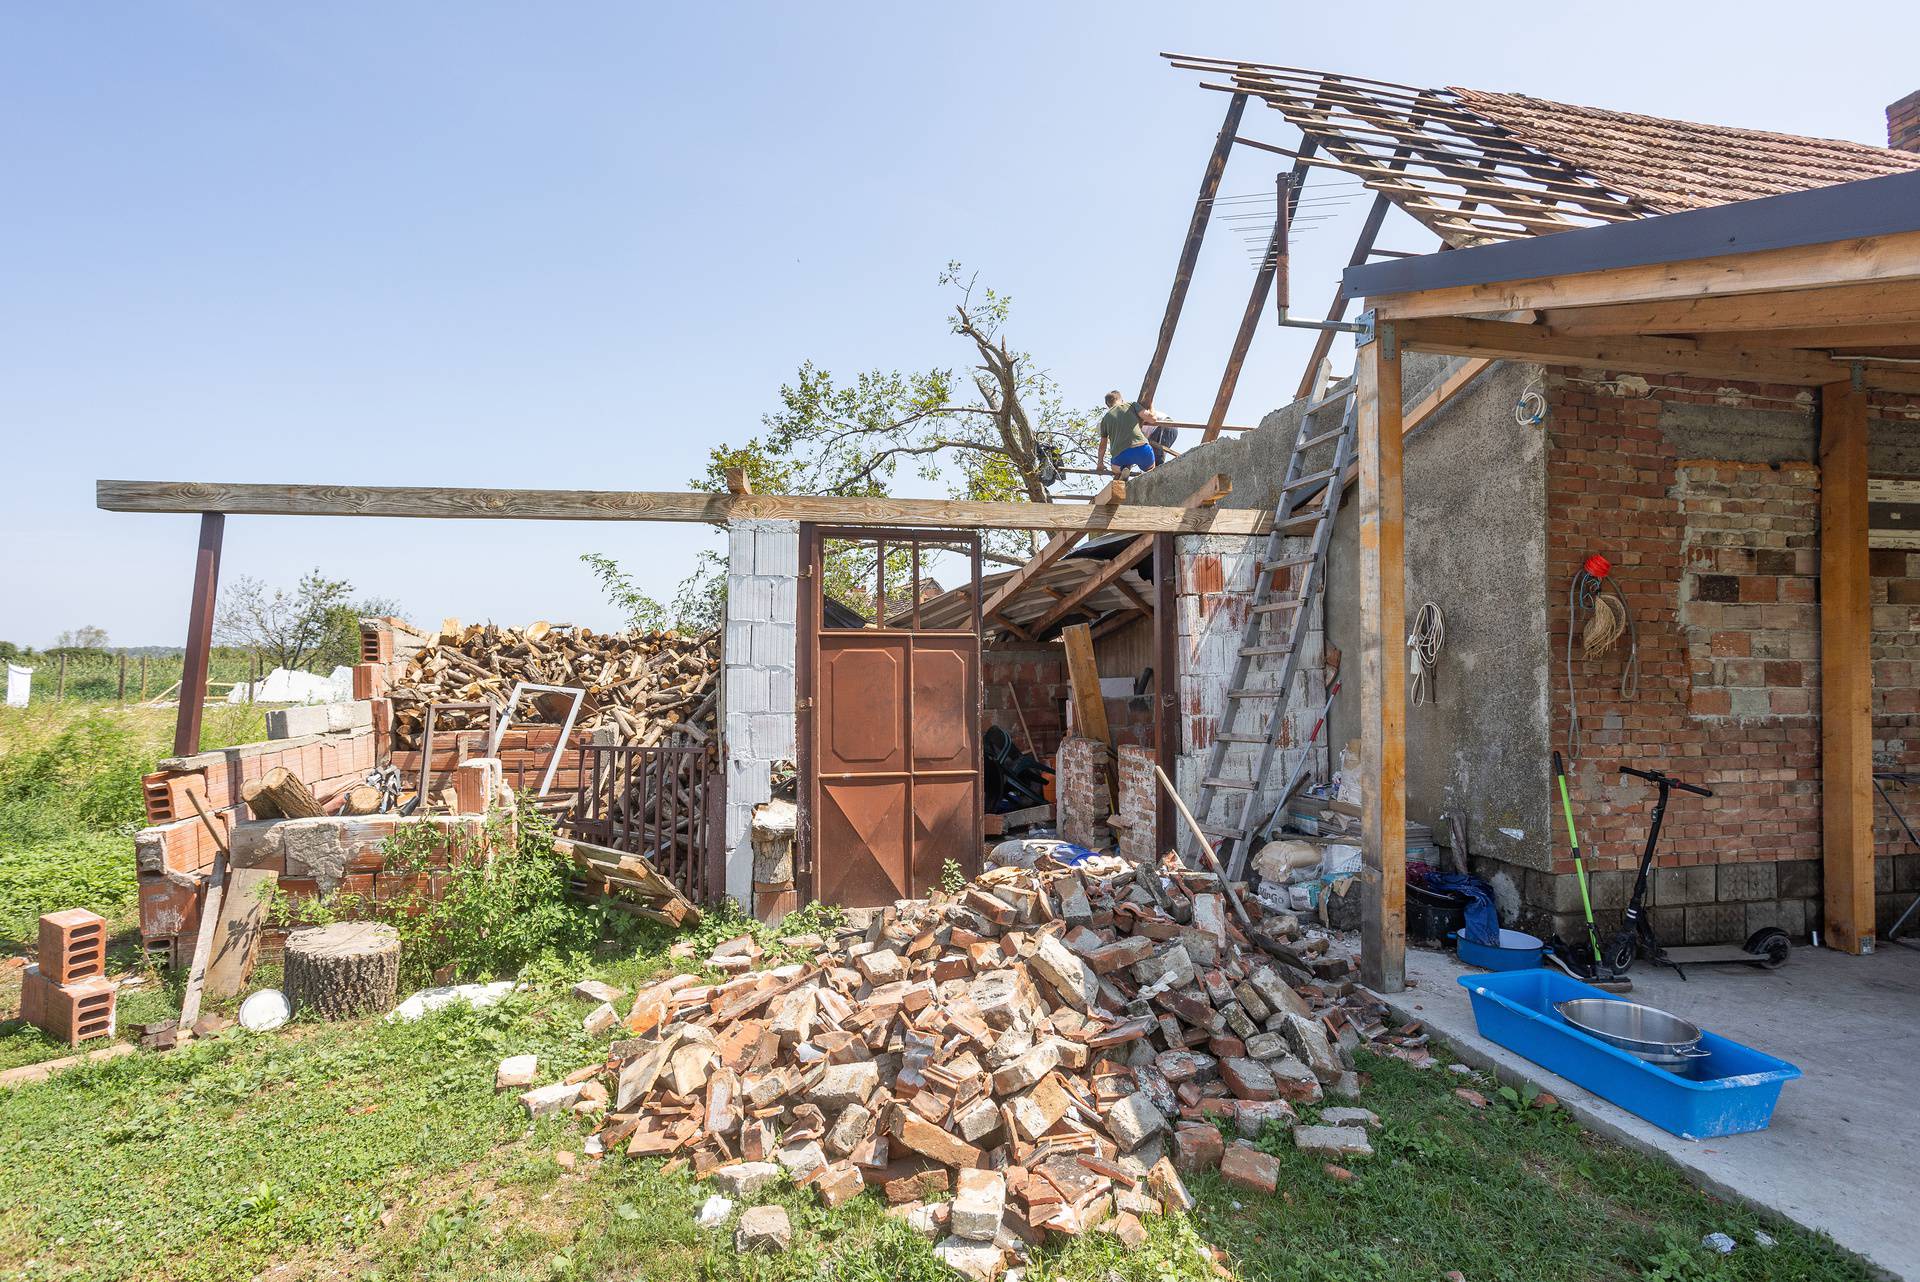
[1889,89,1920,154]
[20,910,115,1047]
[136,726,378,964]
[388,725,594,796]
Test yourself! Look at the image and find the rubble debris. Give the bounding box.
[518,853,1403,1276]
[1293,1125,1374,1158]
[389,622,717,750]
[735,1204,792,1253]
[496,1054,540,1092]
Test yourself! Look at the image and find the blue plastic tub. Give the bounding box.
[1452,927,1544,971]
[1456,969,1801,1139]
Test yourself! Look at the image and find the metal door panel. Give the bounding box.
[817,777,910,905]
[911,639,974,770]
[910,774,977,897]
[821,642,906,771]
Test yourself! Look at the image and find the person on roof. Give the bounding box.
[1097,390,1162,478]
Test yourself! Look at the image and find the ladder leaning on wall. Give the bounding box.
[1189,378,1359,880]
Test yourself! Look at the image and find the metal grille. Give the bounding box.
[562,743,716,903]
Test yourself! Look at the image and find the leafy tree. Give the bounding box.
[215,570,356,673]
[312,595,406,672]
[579,553,674,633]
[54,626,110,650]
[676,264,1093,625]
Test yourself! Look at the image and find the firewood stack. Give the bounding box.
[389,621,719,751]
[523,854,1421,1276]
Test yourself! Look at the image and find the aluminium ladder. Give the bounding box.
[1189,379,1359,880]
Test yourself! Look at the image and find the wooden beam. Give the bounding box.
[1024,476,1231,637]
[1153,533,1179,858]
[1367,228,1920,321]
[981,482,1123,622]
[174,513,224,756]
[97,481,1275,536]
[1061,623,1112,750]
[1538,280,1920,338]
[1296,192,1394,401]
[1357,327,1407,993]
[1820,379,1875,956]
[1395,315,1920,392]
[1140,92,1248,409]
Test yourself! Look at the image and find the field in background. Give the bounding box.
[8,648,264,705]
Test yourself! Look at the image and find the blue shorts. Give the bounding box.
[1113,443,1156,471]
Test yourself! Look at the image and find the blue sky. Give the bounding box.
[5,2,1916,648]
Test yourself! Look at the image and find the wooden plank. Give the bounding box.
[1025,476,1231,637]
[1365,228,1920,321]
[96,481,1277,536]
[981,483,1121,621]
[173,513,223,756]
[1153,533,1180,857]
[1539,280,1920,338]
[1061,624,1112,751]
[1139,92,1248,409]
[1394,316,1920,391]
[1356,328,1407,993]
[1820,380,1875,955]
[204,868,277,999]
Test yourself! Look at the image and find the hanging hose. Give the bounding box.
[1408,601,1443,705]
[1564,554,1639,759]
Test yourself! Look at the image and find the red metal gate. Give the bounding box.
[563,742,720,903]
[798,527,982,906]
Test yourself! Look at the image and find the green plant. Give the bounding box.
[939,857,965,895]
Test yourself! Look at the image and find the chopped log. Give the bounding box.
[339,784,385,816]
[284,922,401,1020]
[244,767,324,819]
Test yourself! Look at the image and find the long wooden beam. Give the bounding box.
[1394,316,1920,393]
[1366,228,1920,321]
[1356,331,1407,994]
[1140,92,1248,410]
[1540,282,1920,338]
[1023,475,1232,637]
[97,480,1275,536]
[174,514,224,756]
[980,481,1123,623]
[1820,380,1875,955]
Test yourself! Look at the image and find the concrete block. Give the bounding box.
[731,576,776,625]
[755,522,800,574]
[1717,863,1776,903]
[750,713,795,760]
[724,620,756,665]
[326,701,375,733]
[768,673,794,715]
[728,669,771,716]
[1684,903,1746,945]
[750,622,795,669]
[1777,859,1822,900]
[266,705,332,740]
[767,573,797,623]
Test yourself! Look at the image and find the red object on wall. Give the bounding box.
[1583,553,1612,580]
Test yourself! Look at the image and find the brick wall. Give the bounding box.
[1889,89,1920,152]
[983,646,1067,760]
[1175,533,1324,857]
[1539,372,1920,943]
[1115,743,1160,865]
[1055,736,1108,847]
[722,517,798,910]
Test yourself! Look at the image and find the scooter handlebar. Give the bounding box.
[1619,765,1712,797]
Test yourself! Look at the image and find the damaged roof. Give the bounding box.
[1166,54,1920,246]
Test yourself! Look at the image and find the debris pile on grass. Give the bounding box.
[511,851,1426,1278]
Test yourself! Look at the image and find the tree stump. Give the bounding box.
[283,922,401,1019]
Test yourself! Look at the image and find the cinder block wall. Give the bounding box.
[721,517,798,909]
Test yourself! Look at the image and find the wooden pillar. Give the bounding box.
[173,513,225,757]
[1138,92,1247,412]
[1357,322,1407,992]
[117,652,127,704]
[1819,380,1875,954]
[1153,533,1180,853]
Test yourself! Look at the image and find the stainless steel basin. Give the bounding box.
[1554,997,1708,1068]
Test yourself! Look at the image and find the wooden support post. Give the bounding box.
[173,513,224,757]
[56,653,66,702]
[117,652,127,704]
[139,655,149,702]
[1153,534,1180,856]
[1356,323,1407,992]
[1139,92,1247,411]
[1820,379,1875,954]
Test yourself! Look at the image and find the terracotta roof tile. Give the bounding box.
[1448,87,1920,213]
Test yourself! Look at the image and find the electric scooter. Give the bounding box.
[1606,764,1792,979]
[1546,752,1633,991]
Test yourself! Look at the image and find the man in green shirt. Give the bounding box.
[1096,391,1162,477]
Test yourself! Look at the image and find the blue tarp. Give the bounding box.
[1424,872,1500,946]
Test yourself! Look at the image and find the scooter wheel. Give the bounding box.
[1602,934,1637,975]
[1745,927,1791,969]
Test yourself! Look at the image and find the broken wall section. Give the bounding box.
[722,517,798,910]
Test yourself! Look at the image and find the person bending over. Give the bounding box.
[1097,390,1161,477]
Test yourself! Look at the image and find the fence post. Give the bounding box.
[57,652,66,702]
[139,655,149,702]
[118,652,128,705]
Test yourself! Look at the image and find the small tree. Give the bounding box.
[580,553,673,632]
[216,570,354,673]
[54,626,110,650]
[312,595,406,671]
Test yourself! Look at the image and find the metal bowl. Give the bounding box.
[1554,997,1708,1068]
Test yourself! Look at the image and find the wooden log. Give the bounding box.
[244,767,324,820]
[284,922,402,1020]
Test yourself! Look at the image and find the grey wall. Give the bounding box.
[1323,358,1555,880]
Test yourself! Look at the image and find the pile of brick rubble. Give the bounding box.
[501,850,1432,1279]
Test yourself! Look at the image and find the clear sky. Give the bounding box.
[5,2,1916,649]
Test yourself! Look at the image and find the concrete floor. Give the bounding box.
[1380,942,1920,1281]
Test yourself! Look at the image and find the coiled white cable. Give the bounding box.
[1408,601,1443,705]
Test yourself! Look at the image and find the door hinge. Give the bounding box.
[796,696,814,710]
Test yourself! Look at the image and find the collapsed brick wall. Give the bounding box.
[1541,372,1920,943]
[388,725,595,795]
[1054,736,1108,847]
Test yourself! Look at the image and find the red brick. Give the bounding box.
[20,967,116,1046]
[1218,1145,1279,1195]
[37,909,106,983]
